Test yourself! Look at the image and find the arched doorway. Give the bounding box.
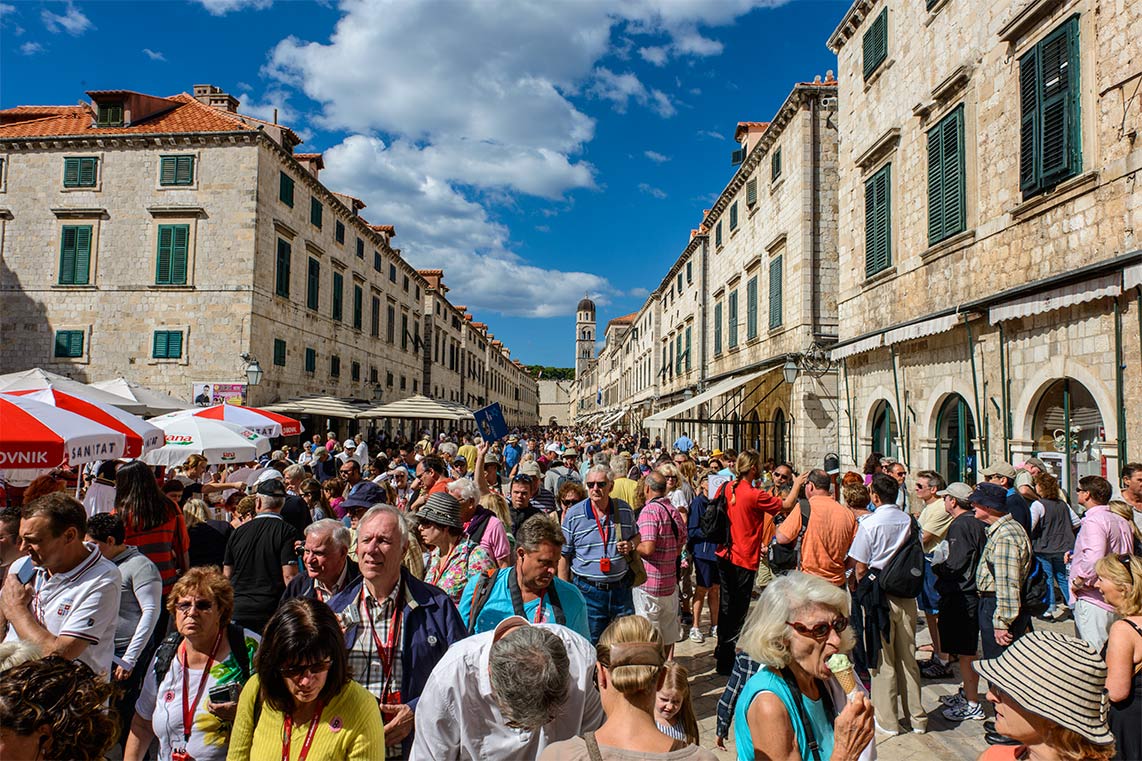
[1031,378,1106,498]
[935,395,977,484]
[772,409,787,465]
[871,401,899,459]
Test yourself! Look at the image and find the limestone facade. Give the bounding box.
[828,0,1142,492]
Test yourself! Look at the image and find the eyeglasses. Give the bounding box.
[281,659,332,679]
[665,475,678,481]
[586,481,608,489]
[560,499,579,507]
[175,599,215,614]
[339,468,356,475]
[786,616,849,641]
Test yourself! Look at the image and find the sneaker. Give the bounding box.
[1051,606,1071,622]
[939,688,967,709]
[920,659,953,679]
[942,701,986,722]
[689,627,705,644]
[710,625,718,638]
[874,720,899,737]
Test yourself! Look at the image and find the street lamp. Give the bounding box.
[240,354,264,387]
[782,358,800,385]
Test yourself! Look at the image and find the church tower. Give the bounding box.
[575,294,596,379]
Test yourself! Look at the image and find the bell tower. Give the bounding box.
[575,294,596,380]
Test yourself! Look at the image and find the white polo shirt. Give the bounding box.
[5,545,121,678]
[848,503,912,569]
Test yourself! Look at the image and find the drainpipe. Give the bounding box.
[965,316,987,467]
[998,322,1012,461]
[700,236,709,391]
[810,93,821,339]
[890,345,909,470]
[843,358,858,465]
[1115,298,1126,465]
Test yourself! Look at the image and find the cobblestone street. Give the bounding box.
[675,613,1073,760]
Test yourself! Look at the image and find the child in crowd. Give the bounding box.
[655,662,700,745]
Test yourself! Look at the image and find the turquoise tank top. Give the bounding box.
[733,666,834,761]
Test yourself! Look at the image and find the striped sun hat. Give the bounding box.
[973,631,1113,745]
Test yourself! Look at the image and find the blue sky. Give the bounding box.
[1,0,847,367]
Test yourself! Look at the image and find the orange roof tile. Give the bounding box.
[608,312,637,326]
[369,224,396,236]
[0,94,257,139]
[733,121,770,142]
[417,269,444,276]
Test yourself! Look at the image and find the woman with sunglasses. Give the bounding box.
[733,572,875,761]
[299,477,329,522]
[228,598,385,760]
[124,567,259,761]
[1094,552,1142,760]
[556,480,588,524]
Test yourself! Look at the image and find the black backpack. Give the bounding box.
[466,568,566,633]
[875,518,924,598]
[699,481,734,547]
[1020,559,1050,615]
[768,499,811,573]
[153,622,252,686]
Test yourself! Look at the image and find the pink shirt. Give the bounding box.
[1070,504,1135,612]
[637,497,686,597]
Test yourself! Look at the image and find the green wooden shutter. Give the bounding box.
[307,258,320,310]
[336,220,345,244]
[59,227,77,283]
[78,158,97,187]
[729,202,738,230]
[728,290,738,347]
[276,239,291,297]
[54,330,84,358]
[714,302,722,354]
[685,326,692,371]
[863,9,888,80]
[305,347,316,373]
[1019,46,1040,193]
[332,271,344,320]
[927,106,965,245]
[274,338,287,366]
[170,226,188,284]
[156,226,172,284]
[769,256,783,328]
[176,156,194,185]
[864,164,891,276]
[746,276,758,339]
[1038,18,1079,187]
[715,221,722,247]
[772,148,782,181]
[280,172,294,206]
[353,284,363,329]
[311,197,322,228]
[152,331,168,358]
[167,331,183,358]
[746,178,757,206]
[63,158,78,186]
[59,225,92,285]
[160,157,177,185]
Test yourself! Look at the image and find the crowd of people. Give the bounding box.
[0,426,1140,761]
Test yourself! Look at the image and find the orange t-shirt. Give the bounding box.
[977,745,1026,761]
[429,478,452,494]
[777,495,857,586]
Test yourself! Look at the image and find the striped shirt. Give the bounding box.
[122,503,189,596]
[637,497,685,596]
[561,498,636,582]
[347,582,412,760]
[976,514,1032,628]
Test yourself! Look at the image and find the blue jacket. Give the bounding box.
[687,493,718,561]
[329,568,466,758]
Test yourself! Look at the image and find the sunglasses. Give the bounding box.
[512,474,534,483]
[560,499,579,507]
[586,481,607,489]
[787,616,849,641]
[281,659,332,679]
[175,600,214,614]
[1117,553,1133,574]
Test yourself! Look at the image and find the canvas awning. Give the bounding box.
[262,395,372,419]
[989,273,1121,324]
[883,313,961,347]
[830,333,884,361]
[643,369,767,432]
[1123,263,1142,292]
[358,395,474,421]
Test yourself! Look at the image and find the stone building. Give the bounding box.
[538,379,572,427]
[827,0,1141,494]
[0,84,538,426]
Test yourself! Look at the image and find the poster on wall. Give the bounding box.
[192,383,248,407]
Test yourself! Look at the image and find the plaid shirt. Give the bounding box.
[716,652,761,740]
[347,582,415,760]
[975,514,1031,628]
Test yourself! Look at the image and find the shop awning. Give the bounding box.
[358,395,474,421]
[989,273,1121,324]
[262,395,372,419]
[830,333,884,361]
[1124,263,1142,292]
[599,406,629,429]
[883,313,961,347]
[643,369,767,432]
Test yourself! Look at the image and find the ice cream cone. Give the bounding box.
[833,667,858,694]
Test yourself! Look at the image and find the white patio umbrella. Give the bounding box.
[0,368,147,415]
[0,393,127,470]
[89,377,190,417]
[141,417,272,468]
[149,403,304,438]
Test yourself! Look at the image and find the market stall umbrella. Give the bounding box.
[0,368,147,415]
[89,377,190,417]
[149,404,304,438]
[263,395,371,419]
[0,393,127,469]
[359,395,475,422]
[140,417,272,468]
[3,388,163,458]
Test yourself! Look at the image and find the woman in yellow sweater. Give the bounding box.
[227,598,384,760]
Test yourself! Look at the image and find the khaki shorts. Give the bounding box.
[633,586,680,643]
[754,557,774,592]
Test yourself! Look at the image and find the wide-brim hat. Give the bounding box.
[418,491,463,529]
[483,452,501,465]
[973,631,1112,745]
[969,482,1008,512]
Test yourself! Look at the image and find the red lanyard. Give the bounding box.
[533,590,546,623]
[428,543,459,586]
[590,503,612,553]
[281,700,324,761]
[364,586,403,698]
[181,630,223,744]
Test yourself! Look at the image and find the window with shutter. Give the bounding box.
[54,330,85,358]
[772,148,782,182]
[58,225,92,285]
[686,261,692,283]
[275,239,291,297]
[335,220,345,244]
[159,156,195,186]
[864,164,892,277]
[356,238,365,258]
[685,326,692,371]
[63,157,98,188]
[676,334,683,374]
[863,9,888,80]
[746,276,758,339]
[307,258,320,310]
[716,221,723,247]
[273,339,286,366]
[728,290,739,348]
[371,296,381,337]
[310,197,323,228]
[351,361,361,381]
[401,314,409,350]
[96,103,123,127]
[927,105,966,245]
[387,305,395,342]
[374,251,382,272]
[714,303,722,355]
[729,202,738,231]
[279,172,294,206]
[305,347,316,373]
[353,284,363,330]
[389,264,397,283]
[331,272,344,320]
[769,256,784,328]
[1019,16,1081,198]
[331,356,340,378]
[155,224,189,285]
[152,331,183,359]
[746,178,758,206]
[677,273,683,293]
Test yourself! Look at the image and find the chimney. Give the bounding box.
[294,153,324,180]
[193,84,239,113]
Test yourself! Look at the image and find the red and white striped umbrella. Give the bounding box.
[4,388,163,458]
[150,403,304,438]
[0,393,127,469]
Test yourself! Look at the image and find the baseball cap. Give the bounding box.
[483,452,501,465]
[254,478,287,498]
[981,462,1017,479]
[339,481,387,512]
[1023,456,1051,473]
[936,482,973,501]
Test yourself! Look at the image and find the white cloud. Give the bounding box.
[194,0,273,14]
[588,67,675,118]
[639,46,668,66]
[41,3,90,35]
[628,287,650,299]
[142,48,165,61]
[20,40,43,55]
[698,129,726,140]
[644,150,670,163]
[638,182,667,200]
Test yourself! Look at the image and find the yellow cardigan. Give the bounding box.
[227,674,385,760]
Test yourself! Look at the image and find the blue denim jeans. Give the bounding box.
[574,576,634,644]
[1035,553,1071,609]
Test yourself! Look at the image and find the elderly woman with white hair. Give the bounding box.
[734,572,876,761]
[448,477,511,568]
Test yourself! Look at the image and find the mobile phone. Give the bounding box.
[207,682,240,704]
[16,563,36,585]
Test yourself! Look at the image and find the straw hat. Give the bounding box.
[418,492,463,530]
[973,631,1112,745]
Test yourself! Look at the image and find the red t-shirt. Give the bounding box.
[716,479,783,570]
[122,503,189,595]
